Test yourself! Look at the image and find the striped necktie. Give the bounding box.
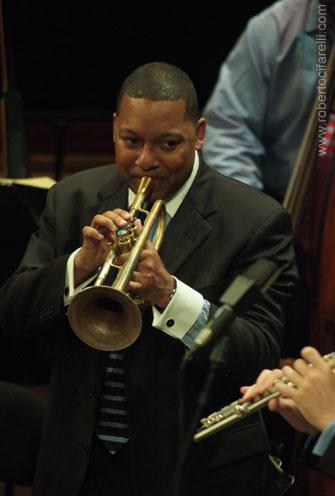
[95,351,129,454]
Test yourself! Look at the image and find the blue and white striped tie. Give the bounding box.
[96,351,129,454]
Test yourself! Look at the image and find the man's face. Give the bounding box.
[113,95,206,201]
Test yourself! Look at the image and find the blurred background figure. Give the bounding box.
[202,0,334,202]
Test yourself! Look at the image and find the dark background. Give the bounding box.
[4,0,273,114]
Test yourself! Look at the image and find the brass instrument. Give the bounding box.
[194,352,335,443]
[68,176,166,351]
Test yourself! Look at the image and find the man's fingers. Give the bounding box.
[242,369,279,401]
[281,364,300,381]
[268,397,280,412]
[91,210,131,235]
[82,225,104,242]
[300,346,326,369]
[293,358,310,376]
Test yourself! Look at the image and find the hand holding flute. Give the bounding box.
[194,347,335,442]
[241,346,335,434]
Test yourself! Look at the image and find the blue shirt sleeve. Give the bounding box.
[181,299,210,349]
[202,14,278,191]
[312,417,335,457]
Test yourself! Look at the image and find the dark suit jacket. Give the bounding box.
[0,160,297,495]
[297,433,335,480]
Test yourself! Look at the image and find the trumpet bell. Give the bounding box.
[68,286,142,351]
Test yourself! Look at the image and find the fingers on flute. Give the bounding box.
[274,378,296,398]
[300,346,326,369]
[268,397,280,412]
[292,358,310,376]
[241,369,281,401]
[280,365,301,388]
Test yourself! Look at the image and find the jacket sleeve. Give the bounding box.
[196,205,298,387]
[0,185,70,337]
[297,433,335,480]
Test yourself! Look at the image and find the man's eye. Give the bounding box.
[122,137,140,147]
[159,140,179,151]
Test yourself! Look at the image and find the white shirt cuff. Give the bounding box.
[64,248,97,306]
[152,277,204,340]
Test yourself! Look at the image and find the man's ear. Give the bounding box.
[195,118,206,150]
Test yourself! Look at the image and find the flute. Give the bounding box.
[194,351,335,443]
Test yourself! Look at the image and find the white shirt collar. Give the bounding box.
[128,151,199,218]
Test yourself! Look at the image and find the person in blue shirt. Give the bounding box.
[242,346,335,480]
[202,0,334,202]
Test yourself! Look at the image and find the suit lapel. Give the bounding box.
[87,162,218,277]
[159,162,218,275]
[91,173,128,219]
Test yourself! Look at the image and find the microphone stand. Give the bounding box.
[171,314,234,496]
[171,259,281,496]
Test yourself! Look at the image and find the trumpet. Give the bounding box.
[68,177,166,351]
[194,351,335,443]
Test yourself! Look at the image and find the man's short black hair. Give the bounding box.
[116,62,199,124]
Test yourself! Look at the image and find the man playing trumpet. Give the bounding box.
[0,62,297,496]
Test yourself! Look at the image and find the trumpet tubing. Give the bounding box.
[68,176,166,351]
[194,351,335,443]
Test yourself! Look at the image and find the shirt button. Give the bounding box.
[81,443,90,455]
[166,319,174,328]
[64,286,69,296]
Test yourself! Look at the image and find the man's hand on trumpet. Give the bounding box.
[74,208,175,309]
[74,208,132,286]
[127,238,175,310]
[240,346,335,434]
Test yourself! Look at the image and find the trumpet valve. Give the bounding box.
[116,222,137,254]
